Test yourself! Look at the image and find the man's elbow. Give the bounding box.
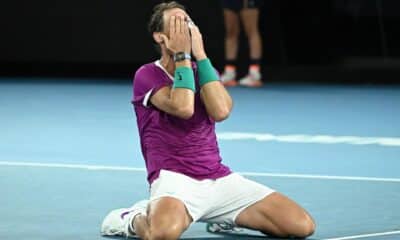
[176,106,194,120]
[212,107,231,122]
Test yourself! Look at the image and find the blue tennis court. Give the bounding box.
[1,79,399,239]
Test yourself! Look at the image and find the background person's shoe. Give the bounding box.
[221,70,238,87]
[239,70,263,88]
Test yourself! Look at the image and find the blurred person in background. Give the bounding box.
[220,0,264,87]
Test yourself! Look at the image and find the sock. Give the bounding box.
[249,59,261,73]
[249,64,260,73]
[224,59,237,72]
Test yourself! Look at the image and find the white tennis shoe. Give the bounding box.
[206,222,243,234]
[221,70,238,87]
[100,200,148,237]
[239,70,263,88]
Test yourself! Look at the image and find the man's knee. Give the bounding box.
[144,197,191,240]
[291,215,316,238]
[226,29,239,39]
[148,223,182,240]
[148,222,185,240]
[225,23,240,39]
[266,215,315,238]
[244,30,260,41]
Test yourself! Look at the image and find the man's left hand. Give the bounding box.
[189,21,207,61]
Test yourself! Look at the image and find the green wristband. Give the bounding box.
[197,58,219,87]
[173,66,196,92]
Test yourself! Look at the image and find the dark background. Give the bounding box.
[1,0,399,82]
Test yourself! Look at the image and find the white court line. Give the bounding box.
[217,132,400,147]
[0,161,145,171]
[1,161,400,183]
[238,172,400,183]
[323,230,400,240]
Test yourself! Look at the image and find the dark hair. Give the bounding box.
[148,1,186,34]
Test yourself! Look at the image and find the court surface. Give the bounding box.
[1,79,399,240]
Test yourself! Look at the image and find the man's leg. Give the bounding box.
[133,197,192,240]
[235,192,316,238]
[238,8,263,87]
[240,8,262,61]
[223,9,240,62]
[221,9,240,86]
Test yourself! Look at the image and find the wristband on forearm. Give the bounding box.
[173,66,196,92]
[197,58,219,87]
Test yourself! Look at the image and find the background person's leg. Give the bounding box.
[239,8,263,87]
[224,9,241,62]
[133,197,192,240]
[221,9,241,86]
[235,192,316,238]
[240,8,262,61]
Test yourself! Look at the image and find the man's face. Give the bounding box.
[162,8,190,37]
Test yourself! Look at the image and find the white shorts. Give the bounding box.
[149,170,275,225]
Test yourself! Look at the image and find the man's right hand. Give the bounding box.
[160,15,191,55]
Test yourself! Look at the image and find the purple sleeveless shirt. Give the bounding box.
[132,61,231,184]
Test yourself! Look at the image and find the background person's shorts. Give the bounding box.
[150,170,275,225]
[221,0,264,12]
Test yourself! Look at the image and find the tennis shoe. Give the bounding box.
[206,222,243,234]
[100,200,148,237]
[239,70,263,88]
[221,70,238,87]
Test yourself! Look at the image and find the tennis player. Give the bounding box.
[101,2,315,239]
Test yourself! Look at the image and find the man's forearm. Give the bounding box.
[197,58,233,122]
[169,59,195,119]
[169,87,195,119]
[200,81,232,122]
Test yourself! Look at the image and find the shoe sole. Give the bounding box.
[239,81,263,88]
[222,80,238,87]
